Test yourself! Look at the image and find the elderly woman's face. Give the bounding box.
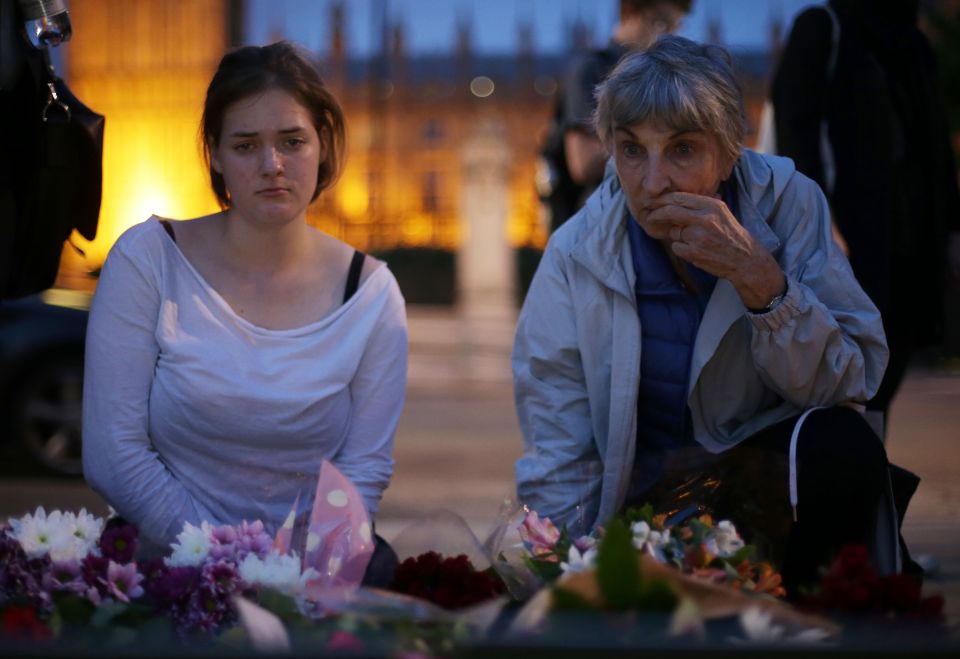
[612,120,734,240]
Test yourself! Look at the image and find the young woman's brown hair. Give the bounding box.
[200,41,345,208]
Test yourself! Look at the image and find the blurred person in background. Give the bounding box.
[539,0,693,233]
[771,0,960,424]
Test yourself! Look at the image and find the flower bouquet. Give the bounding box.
[504,505,837,645]
[0,461,491,655]
[518,503,785,597]
[796,544,946,643]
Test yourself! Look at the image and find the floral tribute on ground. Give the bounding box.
[518,504,785,597]
[506,504,948,646]
[0,480,951,654]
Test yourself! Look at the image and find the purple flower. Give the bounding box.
[201,560,239,596]
[2,558,52,613]
[44,560,86,595]
[99,525,138,563]
[182,587,234,634]
[80,554,110,600]
[573,535,598,552]
[103,561,144,603]
[144,564,200,611]
[207,525,238,562]
[138,557,167,583]
[0,528,26,564]
[80,554,108,586]
[234,521,272,560]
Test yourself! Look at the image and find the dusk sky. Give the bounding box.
[246,0,821,57]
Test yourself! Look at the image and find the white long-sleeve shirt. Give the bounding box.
[82,217,408,549]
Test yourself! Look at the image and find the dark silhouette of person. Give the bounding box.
[771,0,960,422]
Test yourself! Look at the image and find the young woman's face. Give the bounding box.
[211,88,324,227]
[612,120,734,240]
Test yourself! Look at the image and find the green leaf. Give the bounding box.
[47,608,64,638]
[89,601,130,628]
[727,544,756,566]
[523,555,563,583]
[52,593,96,626]
[102,627,139,647]
[636,577,678,612]
[256,589,302,622]
[217,626,250,650]
[623,503,655,526]
[687,518,710,545]
[550,586,594,611]
[596,518,641,610]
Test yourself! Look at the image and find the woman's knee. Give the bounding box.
[799,406,889,483]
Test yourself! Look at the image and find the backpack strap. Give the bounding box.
[343,250,366,304]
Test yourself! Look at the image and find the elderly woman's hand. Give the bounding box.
[647,191,786,310]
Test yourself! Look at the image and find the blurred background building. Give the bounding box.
[53,0,951,307]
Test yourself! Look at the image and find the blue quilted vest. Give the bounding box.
[623,212,718,497]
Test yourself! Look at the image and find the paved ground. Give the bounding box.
[1,305,958,632]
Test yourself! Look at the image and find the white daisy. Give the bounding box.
[630,521,652,550]
[8,507,72,559]
[239,551,303,595]
[560,545,597,576]
[166,521,213,567]
[705,520,745,558]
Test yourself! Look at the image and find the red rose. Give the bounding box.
[1,605,52,642]
[391,551,504,610]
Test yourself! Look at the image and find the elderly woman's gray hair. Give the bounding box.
[593,35,747,163]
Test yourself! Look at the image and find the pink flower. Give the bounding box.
[104,561,144,603]
[518,510,560,555]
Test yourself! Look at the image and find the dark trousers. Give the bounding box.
[734,406,891,595]
[629,407,896,598]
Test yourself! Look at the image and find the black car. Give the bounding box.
[0,289,90,475]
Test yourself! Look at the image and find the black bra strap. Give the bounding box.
[343,250,366,304]
[159,219,176,242]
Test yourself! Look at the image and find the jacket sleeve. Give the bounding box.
[747,173,889,407]
[332,270,407,517]
[82,231,212,548]
[513,242,603,536]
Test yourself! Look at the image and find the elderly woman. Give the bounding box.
[513,36,893,594]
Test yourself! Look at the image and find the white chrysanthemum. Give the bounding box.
[705,520,745,558]
[165,521,213,567]
[238,551,303,594]
[8,507,74,559]
[69,509,104,545]
[50,509,104,561]
[560,545,598,576]
[631,521,673,561]
[630,521,652,550]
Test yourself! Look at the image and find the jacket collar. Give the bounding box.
[733,164,781,256]
[569,174,636,302]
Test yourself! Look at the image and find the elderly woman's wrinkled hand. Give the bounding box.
[647,191,785,310]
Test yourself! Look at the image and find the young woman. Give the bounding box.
[82,43,407,559]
